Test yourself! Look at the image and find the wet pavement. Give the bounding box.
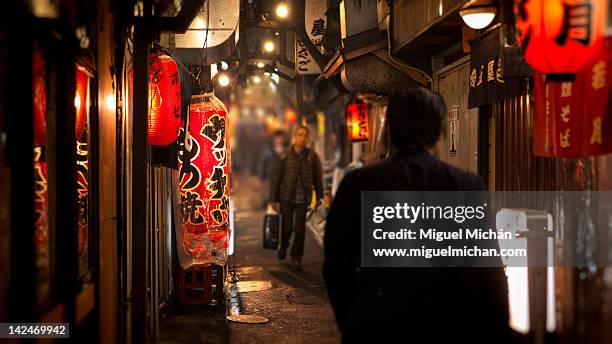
[157,173,341,343]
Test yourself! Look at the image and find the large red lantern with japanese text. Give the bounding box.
[515,0,607,77]
[75,66,89,138]
[129,54,182,145]
[178,93,231,265]
[346,103,369,142]
[33,51,47,146]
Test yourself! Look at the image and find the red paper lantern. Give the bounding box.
[346,103,369,142]
[149,54,181,145]
[178,93,231,264]
[285,108,297,125]
[75,66,89,138]
[129,53,182,145]
[33,51,47,146]
[533,36,612,157]
[515,0,607,77]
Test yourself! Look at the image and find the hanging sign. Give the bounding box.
[296,0,327,75]
[296,40,321,75]
[178,93,231,265]
[533,36,612,157]
[306,0,327,45]
[468,28,527,108]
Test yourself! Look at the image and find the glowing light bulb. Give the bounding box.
[264,41,275,53]
[276,3,289,19]
[218,74,230,87]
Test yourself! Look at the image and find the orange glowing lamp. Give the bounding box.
[515,0,608,78]
[75,66,89,138]
[346,103,369,142]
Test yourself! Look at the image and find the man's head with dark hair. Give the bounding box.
[387,87,447,149]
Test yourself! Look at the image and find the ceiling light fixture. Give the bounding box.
[276,3,289,19]
[459,4,497,30]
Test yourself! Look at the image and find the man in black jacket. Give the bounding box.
[270,125,324,270]
[323,88,513,343]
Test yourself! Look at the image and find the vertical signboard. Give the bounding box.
[297,0,327,74]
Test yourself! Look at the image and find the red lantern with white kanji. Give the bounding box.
[33,51,46,146]
[178,93,231,265]
[515,0,608,77]
[129,53,182,145]
[346,103,369,142]
[75,66,89,138]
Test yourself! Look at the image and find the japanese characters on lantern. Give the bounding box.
[515,0,608,77]
[346,103,369,142]
[149,54,182,145]
[533,36,612,157]
[178,93,231,266]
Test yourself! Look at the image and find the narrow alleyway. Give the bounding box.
[158,172,340,343]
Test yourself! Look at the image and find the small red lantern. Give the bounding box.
[75,66,89,138]
[178,93,231,265]
[33,51,47,146]
[346,103,369,142]
[515,0,608,78]
[129,53,182,145]
[285,108,297,125]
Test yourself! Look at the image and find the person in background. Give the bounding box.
[269,125,324,271]
[323,88,513,343]
[260,130,288,183]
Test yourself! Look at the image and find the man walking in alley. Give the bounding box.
[323,88,513,343]
[270,125,324,271]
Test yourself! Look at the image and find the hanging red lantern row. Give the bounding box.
[34,147,49,252]
[346,103,369,142]
[75,66,89,138]
[534,35,612,157]
[33,51,47,146]
[515,0,608,78]
[178,93,231,265]
[129,53,182,146]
